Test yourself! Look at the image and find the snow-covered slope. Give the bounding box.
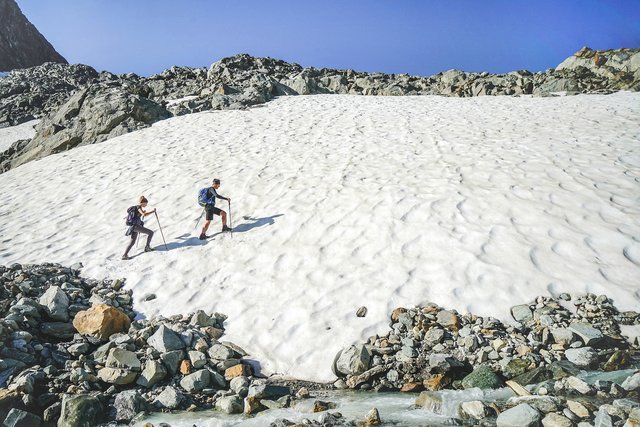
[0,119,38,152]
[0,94,638,381]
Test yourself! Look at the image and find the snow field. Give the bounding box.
[0,94,639,381]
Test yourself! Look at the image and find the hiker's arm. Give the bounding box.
[139,207,156,217]
[216,194,230,201]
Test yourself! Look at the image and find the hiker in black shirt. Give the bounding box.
[199,178,231,240]
[122,196,156,260]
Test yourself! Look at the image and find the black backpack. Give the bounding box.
[125,206,141,226]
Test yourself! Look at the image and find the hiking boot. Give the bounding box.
[199,233,207,240]
[122,255,131,260]
[222,225,232,232]
[144,247,155,252]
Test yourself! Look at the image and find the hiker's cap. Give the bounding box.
[212,178,221,185]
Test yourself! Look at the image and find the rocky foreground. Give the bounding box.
[0,263,639,427]
[1,47,639,172]
[330,297,640,426]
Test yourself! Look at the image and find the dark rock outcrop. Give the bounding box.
[0,0,67,71]
[2,84,171,170]
[0,63,98,128]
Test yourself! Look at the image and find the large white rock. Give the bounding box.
[496,403,541,427]
[154,386,183,409]
[39,286,69,321]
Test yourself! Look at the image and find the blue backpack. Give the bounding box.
[198,188,209,207]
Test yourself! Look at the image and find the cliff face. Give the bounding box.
[0,0,67,71]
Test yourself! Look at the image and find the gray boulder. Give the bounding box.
[188,350,207,368]
[334,345,371,376]
[507,396,560,413]
[92,342,113,363]
[160,349,184,374]
[105,348,141,370]
[460,401,490,420]
[148,325,185,353]
[189,310,216,327]
[208,343,235,360]
[154,386,183,410]
[565,376,593,395]
[424,328,445,344]
[97,367,137,385]
[230,375,249,395]
[436,310,460,330]
[568,322,604,346]
[136,360,167,388]
[496,403,541,427]
[114,390,146,423]
[551,328,575,346]
[2,409,42,427]
[216,395,244,414]
[67,342,90,356]
[593,408,613,427]
[621,371,640,391]
[38,286,69,321]
[58,394,102,427]
[248,383,290,400]
[208,368,227,389]
[179,369,210,393]
[541,413,573,427]
[564,347,598,367]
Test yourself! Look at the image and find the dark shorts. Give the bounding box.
[205,205,222,220]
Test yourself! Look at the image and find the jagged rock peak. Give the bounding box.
[0,0,67,71]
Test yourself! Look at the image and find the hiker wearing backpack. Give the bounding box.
[198,178,231,240]
[122,196,156,260]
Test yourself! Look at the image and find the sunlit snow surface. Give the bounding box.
[0,119,38,152]
[0,94,638,381]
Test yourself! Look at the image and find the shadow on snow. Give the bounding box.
[156,213,284,251]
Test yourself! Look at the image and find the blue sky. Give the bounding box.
[17,0,640,76]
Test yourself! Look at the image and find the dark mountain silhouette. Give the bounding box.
[0,0,67,71]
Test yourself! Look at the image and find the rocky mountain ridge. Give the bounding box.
[0,46,638,173]
[0,0,67,72]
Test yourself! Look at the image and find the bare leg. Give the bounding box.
[201,219,211,238]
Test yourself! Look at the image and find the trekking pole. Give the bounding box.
[228,200,233,237]
[154,211,168,250]
[194,208,205,231]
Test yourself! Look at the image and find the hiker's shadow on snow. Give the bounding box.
[232,214,284,233]
[160,235,215,251]
[156,214,283,252]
